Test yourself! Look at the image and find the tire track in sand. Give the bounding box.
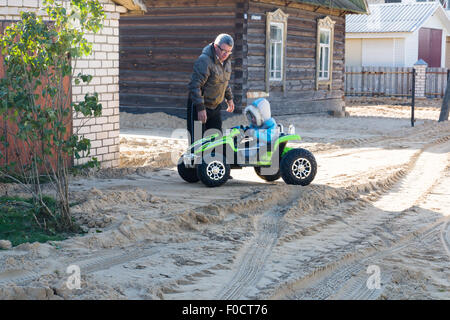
[215,190,299,300]
[329,219,446,300]
[0,246,159,286]
[274,217,447,300]
[273,138,450,300]
[441,220,450,257]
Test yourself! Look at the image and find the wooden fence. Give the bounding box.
[345,66,414,97]
[345,66,448,98]
[425,67,448,98]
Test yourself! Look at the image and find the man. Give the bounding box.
[187,34,235,144]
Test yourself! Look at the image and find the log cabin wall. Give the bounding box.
[247,0,346,115]
[119,0,348,117]
[119,0,247,117]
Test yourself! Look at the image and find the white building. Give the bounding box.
[345,1,450,68]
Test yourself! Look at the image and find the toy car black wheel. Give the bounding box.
[254,167,281,182]
[177,157,199,183]
[196,154,230,187]
[280,148,317,185]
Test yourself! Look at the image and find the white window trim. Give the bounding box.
[318,28,331,81]
[315,16,335,91]
[265,8,288,93]
[269,22,284,81]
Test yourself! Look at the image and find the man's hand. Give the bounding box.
[198,110,207,124]
[226,99,235,113]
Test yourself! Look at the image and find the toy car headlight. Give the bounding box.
[183,153,200,167]
[288,125,295,135]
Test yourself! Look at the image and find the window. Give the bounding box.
[270,23,283,80]
[318,29,331,80]
[265,9,288,92]
[316,16,335,90]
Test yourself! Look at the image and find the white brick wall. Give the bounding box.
[413,63,427,98]
[0,0,127,168]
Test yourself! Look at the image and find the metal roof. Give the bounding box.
[346,2,442,33]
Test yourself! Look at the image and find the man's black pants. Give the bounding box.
[187,96,222,144]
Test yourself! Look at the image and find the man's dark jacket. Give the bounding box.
[188,43,233,112]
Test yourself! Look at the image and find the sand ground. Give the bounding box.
[0,97,449,300]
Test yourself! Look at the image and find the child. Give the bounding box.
[243,98,278,145]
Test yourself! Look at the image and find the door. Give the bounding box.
[418,27,442,67]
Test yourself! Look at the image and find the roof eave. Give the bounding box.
[297,0,369,14]
[111,0,147,13]
[347,0,370,15]
[429,4,450,33]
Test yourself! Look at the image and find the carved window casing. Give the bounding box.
[266,9,288,93]
[269,22,283,81]
[316,16,335,90]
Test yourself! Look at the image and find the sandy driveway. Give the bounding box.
[0,99,449,300]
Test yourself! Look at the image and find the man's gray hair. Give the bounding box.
[214,34,234,48]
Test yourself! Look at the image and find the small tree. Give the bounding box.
[0,0,105,230]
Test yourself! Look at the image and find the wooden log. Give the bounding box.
[120,93,187,106]
[136,6,236,16]
[120,16,236,27]
[145,0,238,8]
[286,47,316,59]
[120,69,192,82]
[120,25,235,36]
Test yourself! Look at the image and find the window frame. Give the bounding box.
[265,8,288,93]
[269,22,284,81]
[315,16,336,91]
[318,28,331,81]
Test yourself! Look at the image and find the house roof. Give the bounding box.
[111,0,368,15]
[297,0,368,14]
[346,2,449,33]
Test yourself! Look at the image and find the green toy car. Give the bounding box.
[177,124,317,187]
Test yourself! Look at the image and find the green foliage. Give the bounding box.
[0,195,83,247]
[0,0,105,232]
